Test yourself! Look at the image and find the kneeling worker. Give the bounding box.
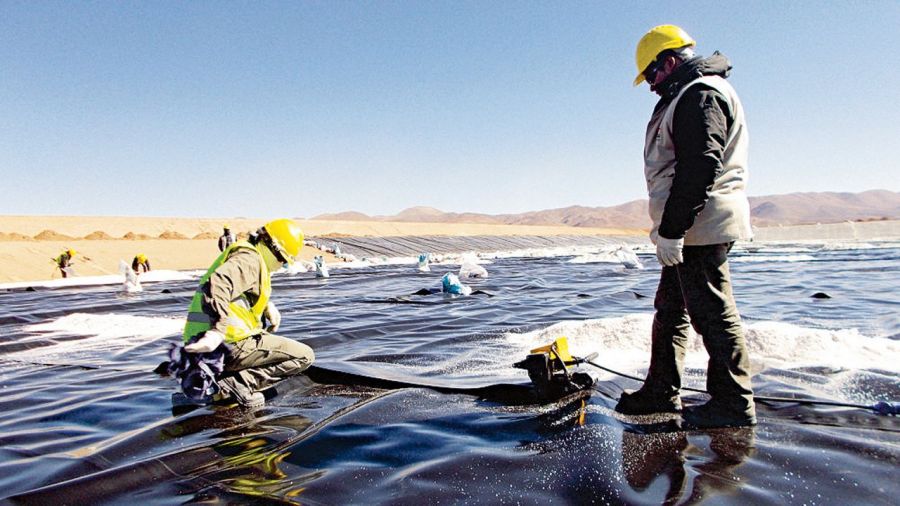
[54,248,76,278]
[132,253,151,274]
[177,218,315,408]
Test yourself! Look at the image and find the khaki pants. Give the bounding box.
[219,332,315,396]
[647,243,755,416]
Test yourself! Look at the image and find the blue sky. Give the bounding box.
[2,1,898,218]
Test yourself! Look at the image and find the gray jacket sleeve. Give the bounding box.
[201,249,262,334]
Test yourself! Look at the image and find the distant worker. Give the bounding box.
[615,25,755,428]
[54,248,76,278]
[171,219,315,408]
[218,224,236,252]
[132,253,151,274]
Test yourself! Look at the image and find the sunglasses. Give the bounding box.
[643,61,663,83]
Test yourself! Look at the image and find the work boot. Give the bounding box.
[615,387,682,415]
[222,382,266,409]
[171,392,213,408]
[680,400,757,429]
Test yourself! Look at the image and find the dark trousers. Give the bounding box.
[646,243,755,415]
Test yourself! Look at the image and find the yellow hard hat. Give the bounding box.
[633,24,696,86]
[263,219,304,264]
[136,253,147,262]
[67,248,76,257]
[223,224,230,229]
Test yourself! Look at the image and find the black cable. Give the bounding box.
[582,359,896,415]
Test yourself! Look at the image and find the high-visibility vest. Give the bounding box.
[54,253,71,267]
[182,241,271,344]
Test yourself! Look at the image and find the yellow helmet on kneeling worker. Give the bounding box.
[262,219,304,265]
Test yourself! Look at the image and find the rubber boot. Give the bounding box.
[616,387,682,415]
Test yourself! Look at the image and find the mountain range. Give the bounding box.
[313,190,900,229]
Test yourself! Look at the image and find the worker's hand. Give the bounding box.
[184,330,225,353]
[265,302,281,332]
[656,237,684,267]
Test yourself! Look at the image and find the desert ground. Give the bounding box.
[0,215,642,283]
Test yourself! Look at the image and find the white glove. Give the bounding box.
[656,237,685,267]
[184,329,225,353]
[265,302,281,332]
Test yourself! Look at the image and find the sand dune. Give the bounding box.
[0,215,639,239]
[83,231,115,240]
[158,231,189,240]
[123,232,153,240]
[34,230,74,241]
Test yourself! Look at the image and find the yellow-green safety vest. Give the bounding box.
[182,241,271,344]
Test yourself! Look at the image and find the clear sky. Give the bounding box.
[2,1,898,218]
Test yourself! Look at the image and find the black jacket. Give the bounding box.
[654,53,736,240]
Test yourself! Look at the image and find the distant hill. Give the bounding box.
[747,190,900,226]
[311,211,373,221]
[312,189,900,229]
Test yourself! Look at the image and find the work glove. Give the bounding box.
[265,302,281,332]
[656,237,684,267]
[184,329,225,353]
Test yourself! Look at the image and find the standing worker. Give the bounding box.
[132,253,151,274]
[171,218,315,408]
[218,224,236,252]
[54,248,76,278]
[615,25,756,428]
